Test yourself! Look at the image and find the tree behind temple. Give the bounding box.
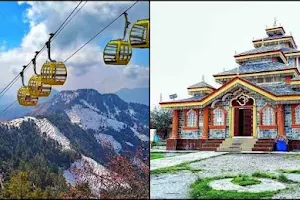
[150,107,172,139]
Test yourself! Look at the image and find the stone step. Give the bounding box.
[254,143,274,147]
[256,139,274,143]
[199,147,217,151]
[252,147,273,151]
[202,143,221,147]
[205,140,224,144]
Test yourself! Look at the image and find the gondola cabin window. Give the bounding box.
[187,109,196,127]
[213,108,225,126]
[262,106,275,125]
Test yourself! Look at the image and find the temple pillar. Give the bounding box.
[202,106,209,139]
[167,110,179,150]
[277,104,285,136]
[170,110,179,139]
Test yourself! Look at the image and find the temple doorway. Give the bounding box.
[231,93,255,137]
[234,107,253,136]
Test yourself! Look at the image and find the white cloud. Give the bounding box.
[150,1,300,109]
[0,1,149,100]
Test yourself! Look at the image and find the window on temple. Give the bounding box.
[213,108,225,126]
[296,105,300,125]
[265,77,272,83]
[262,106,275,125]
[187,109,196,127]
[257,78,263,83]
[199,110,203,127]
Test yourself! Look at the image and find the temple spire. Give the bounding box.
[202,75,205,82]
[273,17,277,27]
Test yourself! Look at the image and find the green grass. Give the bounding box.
[277,174,294,183]
[231,175,261,186]
[284,154,300,160]
[190,176,279,199]
[150,153,165,160]
[151,162,202,175]
[252,171,278,180]
[278,169,300,174]
[252,171,296,183]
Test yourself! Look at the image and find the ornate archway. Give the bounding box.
[229,93,257,138]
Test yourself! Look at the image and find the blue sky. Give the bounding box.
[0,2,30,50]
[0,1,149,104]
[0,2,149,66]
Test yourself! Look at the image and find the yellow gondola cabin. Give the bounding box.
[129,19,149,48]
[18,66,39,107]
[40,33,67,85]
[28,51,52,97]
[103,40,132,65]
[103,12,132,65]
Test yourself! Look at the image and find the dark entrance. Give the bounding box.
[234,107,253,136]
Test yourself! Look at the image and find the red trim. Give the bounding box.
[258,104,277,129]
[292,105,300,127]
[183,108,199,129]
[286,76,292,84]
[211,106,227,128]
[258,125,278,130]
[209,125,226,130]
[182,127,199,131]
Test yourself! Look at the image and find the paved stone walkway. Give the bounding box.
[151,153,300,199]
[150,151,227,171]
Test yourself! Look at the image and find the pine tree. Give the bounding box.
[7,171,33,199]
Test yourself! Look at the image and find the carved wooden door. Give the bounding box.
[234,108,239,136]
[243,108,253,136]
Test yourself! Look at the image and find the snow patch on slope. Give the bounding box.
[94,133,122,153]
[35,118,72,151]
[0,116,35,128]
[66,104,126,131]
[80,99,100,112]
[53,91,79,105]
[0,116,72,151]
[64,155,108,194]
[130,127,148,141]
[125,142,134,147]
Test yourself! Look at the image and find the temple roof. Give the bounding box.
[253,35,292,42]
[169,93,207,103]
[188,81,214,89]
[292,76,300,81]
[160,77,300,108]
[214,60,295,76]
[258,82,300,95]
[235,46,297,57]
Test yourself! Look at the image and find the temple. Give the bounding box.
[160,21,300,151]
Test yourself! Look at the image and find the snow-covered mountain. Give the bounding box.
[0,88,149,191]
[30,89,149,156]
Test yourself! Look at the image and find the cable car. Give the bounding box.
[129,19,149,48]
[41,33,67,85]
[28,51,52,97]
[103,40,132,65]
[103,12,132,65]
[18,66,39,106]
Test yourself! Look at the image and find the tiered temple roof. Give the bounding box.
[160,20,300,108]
[214,60,295,76]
